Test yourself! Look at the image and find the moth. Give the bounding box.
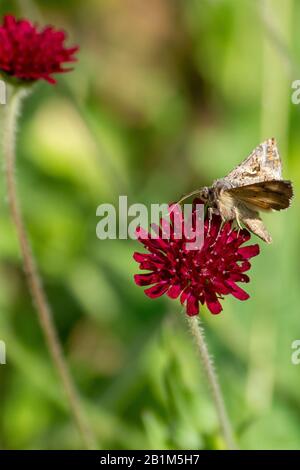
[182,138,293,243]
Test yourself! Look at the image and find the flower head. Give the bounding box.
[134,200,260,316]
[0,15,78,84]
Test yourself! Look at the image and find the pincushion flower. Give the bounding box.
[0,15,78,84]
[134,200,260,316]
[0,14,95,448]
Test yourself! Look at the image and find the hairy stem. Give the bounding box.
[187,315,237,450]
[3,87,96,449]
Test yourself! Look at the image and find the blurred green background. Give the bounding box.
[0,0,299,450]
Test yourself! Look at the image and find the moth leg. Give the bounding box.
[234,208,243,232]
[207,207,219,235]
[207,207,213,234]
[207,207,226,243]
[217,219,226,239]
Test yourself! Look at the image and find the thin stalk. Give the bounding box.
[3,87,96,450]
[187,315,237,450]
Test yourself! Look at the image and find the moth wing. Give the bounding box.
[226,180,293,212]
[239,209,272,243]
[220,138,282,189]
[232,203,272,243]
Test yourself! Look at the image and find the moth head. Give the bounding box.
[199,186,214,203]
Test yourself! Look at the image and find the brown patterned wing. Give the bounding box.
[219,138,283,189]
[226,180,293,212]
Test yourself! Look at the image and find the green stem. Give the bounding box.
[3,87,97,450]
[187,316,237,450]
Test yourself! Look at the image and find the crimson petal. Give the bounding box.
[144,282,169,298]
[226,280,249,300]
[238,244,260,259]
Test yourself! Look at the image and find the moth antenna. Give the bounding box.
[168,189,200,216]
[177,189,200,206]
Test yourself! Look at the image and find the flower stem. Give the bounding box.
[3,87,96,450]
[187,315,237,450]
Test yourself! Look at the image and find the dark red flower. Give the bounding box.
[0,15,78,84]
[133,200,260,316]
